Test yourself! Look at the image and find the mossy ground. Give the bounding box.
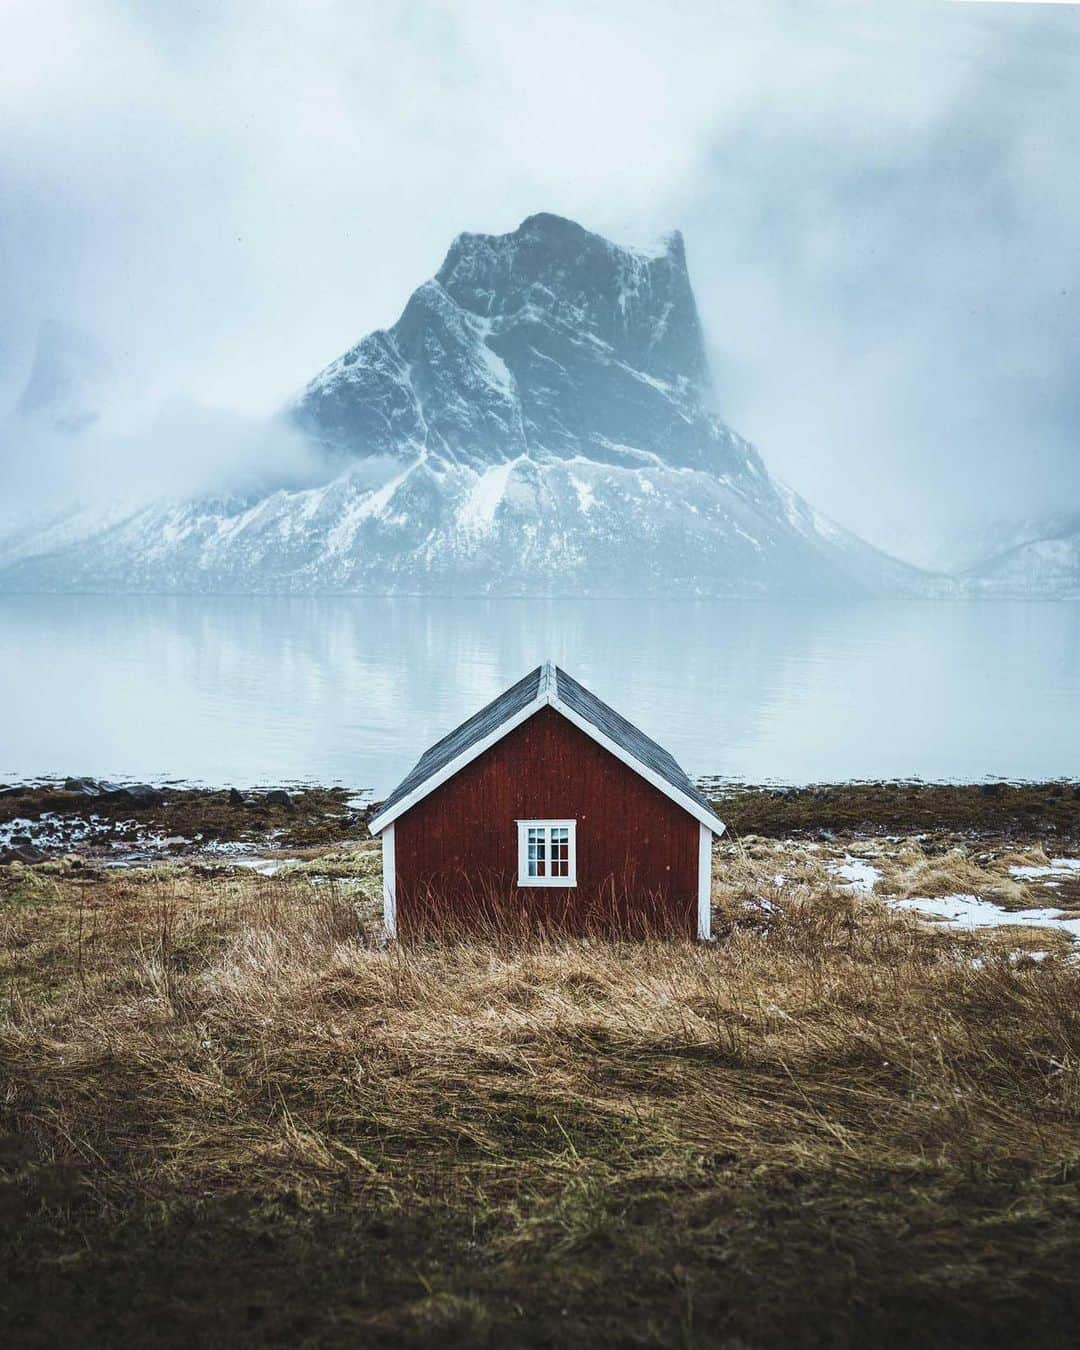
[709,779,1080,842]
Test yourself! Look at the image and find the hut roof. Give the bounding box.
[368,661,724,835]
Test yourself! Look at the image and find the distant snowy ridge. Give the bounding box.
[959,517,1080,598]
[0,212,939,596]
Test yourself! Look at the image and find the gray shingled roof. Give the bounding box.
[369,661,722,831]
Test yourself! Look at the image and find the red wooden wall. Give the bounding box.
[393,706,699,937]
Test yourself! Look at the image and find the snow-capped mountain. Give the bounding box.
[0,213,933,596]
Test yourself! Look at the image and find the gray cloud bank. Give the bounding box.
[1,0,1078,568]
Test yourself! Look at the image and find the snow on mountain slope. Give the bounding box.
[0,213,935,596]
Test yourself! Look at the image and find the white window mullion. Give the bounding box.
[517,819,576,887]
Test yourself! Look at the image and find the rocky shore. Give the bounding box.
[2,775,1078,871]
[0,778,370,866]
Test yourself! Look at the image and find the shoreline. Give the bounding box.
[2,776,1079,867]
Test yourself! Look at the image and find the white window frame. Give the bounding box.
[516,819,577,887]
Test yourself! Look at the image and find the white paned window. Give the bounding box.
[517,819,577,887]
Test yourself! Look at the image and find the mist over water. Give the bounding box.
[2,596,1077,792]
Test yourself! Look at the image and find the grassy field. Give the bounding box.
[2,819,1080,1346]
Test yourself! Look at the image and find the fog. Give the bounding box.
[0,403,338,524]
[2,0,1078,567]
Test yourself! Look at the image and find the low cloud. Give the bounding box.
[0,401,340,526]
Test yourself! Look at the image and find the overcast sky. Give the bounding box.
[2,0,1078,566]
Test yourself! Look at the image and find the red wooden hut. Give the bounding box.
[368,662,724,938]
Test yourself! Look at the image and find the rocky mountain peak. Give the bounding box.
[294,212,718,474]
[432,213,708,390]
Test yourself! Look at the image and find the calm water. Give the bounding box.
[1,595,1077,794]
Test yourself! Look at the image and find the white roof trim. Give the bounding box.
[368,681,725,836]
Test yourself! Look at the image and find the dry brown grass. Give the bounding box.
[2,851,1080,1347]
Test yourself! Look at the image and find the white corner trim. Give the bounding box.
[698,824,712,941]
[367,669,726,836]
[382,822,397,939]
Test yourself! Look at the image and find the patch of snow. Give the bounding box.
[469,315,517,397]
[202,840,260,858]
[458,459,518,534]
[890,893,1080,940]
[828,857,882,894]
[584,438,668,469]
[649,300,674,343]
[570,476,596,514]
[610,226,680,261]
[733,524,762,552]
[745,896,781,916]
[0,812,103,849]
[1009,858,1080,879]
[625,365,673,394]
[196,838,290,875]
[225,857,289,876]
[0,816,36,847]
[970,949,1054,967]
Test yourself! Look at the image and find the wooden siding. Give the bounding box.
[393,706,700,937]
